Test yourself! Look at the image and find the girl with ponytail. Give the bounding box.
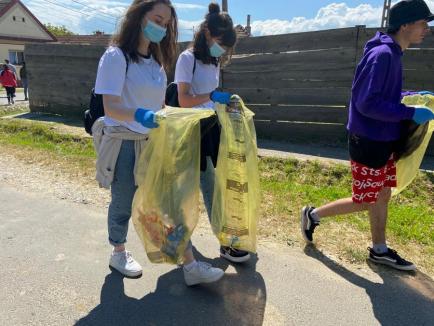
[175,3,251,266]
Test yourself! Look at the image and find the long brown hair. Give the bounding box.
[112,0,178,70]
[192,2,237,66]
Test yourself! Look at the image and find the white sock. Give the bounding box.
[184,260,197,271]
[310,209,321,223]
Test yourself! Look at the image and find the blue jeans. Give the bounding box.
[186,157,215,250]
[108,141,137,246]
[186,157,215,251]
[200,156,215,220]
[22,78,28,99]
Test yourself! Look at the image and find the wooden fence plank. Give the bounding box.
[225,87,351,106]
[224,62,355,74]
[249,105,348,123]
[223,69,354,89]
[402,51,434,70]
[253,120,348,143]
[29,92,89,106]
[25,43,105,59]
[26,57,98,69]
[227,48,356,68]
[403,69,434,90]
[235,27,358,54]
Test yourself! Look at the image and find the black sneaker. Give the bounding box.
[368,247,416,271]
[220,246,251,263]
[300,206,320,244]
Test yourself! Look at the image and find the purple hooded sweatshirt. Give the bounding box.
[347,32,415,142]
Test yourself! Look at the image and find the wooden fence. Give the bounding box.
[25,25,434,154]
[25,44,105,116]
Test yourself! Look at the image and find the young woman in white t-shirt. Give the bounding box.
[94,0,224,285]
[174,3,251,263]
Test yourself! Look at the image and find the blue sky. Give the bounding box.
[22,0,434,41]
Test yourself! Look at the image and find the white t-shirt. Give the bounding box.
[174,49,219,109]
[95,46,167,134]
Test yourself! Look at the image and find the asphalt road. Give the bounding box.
[1,184,433,326]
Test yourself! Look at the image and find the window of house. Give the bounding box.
[12,16,16,21]
[22,18,25,22]
[8,51,25,65]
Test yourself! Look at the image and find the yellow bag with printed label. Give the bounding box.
[211,96,260,253]
[393,95,434,195]
[132,107,214,264]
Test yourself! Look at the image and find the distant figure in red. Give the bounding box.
[0,64,17,105]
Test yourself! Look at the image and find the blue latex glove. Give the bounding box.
[412,107,434,125]
[418,91,434,96]
[210,90,232,104]
[134,108,159,128]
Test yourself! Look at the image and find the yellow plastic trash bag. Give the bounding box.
[393,94,434,195]
[132,107,214,264]
[211,96,260,253]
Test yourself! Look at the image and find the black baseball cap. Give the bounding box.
[388,0,434,29]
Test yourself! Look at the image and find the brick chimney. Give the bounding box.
[246,14,251,36]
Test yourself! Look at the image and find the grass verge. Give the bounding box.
[0,118,433,276]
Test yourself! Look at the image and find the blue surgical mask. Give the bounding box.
[209,42,226,58]
[143,20,167,44]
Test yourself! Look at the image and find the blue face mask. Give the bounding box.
[209,41,226,58]
[143,20,167,44]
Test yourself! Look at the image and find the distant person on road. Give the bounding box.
[20,61,28,101]
[93,0,224,286]
[4,59,17,78]
[0,64,17,105]
[300,0,434,271]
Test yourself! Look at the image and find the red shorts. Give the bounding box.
[351,155,397,204]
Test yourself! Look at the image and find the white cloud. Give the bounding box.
[22,0,121,34]
[178,19,202,30]
[177,19,203,41]
[251,1,434,36]
[173,3,206,10]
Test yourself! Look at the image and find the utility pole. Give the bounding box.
[222,0,228,12]
[381,0,392,28]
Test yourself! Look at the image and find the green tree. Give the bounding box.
[44,23,76,36]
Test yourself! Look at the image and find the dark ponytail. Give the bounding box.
[192,2,237,66]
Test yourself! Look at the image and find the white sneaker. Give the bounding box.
[109,250,143,278]
[183,261,224,286]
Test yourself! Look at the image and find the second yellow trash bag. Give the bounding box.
[211,96,260,253]
[132,107,214,264]
[393,94,434,195]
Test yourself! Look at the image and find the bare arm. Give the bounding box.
[177,82,211,108]
[103,94,136,122]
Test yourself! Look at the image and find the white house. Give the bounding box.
[0,0,55,76]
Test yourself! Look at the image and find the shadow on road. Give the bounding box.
[304,245,434,326]
[75,248,267,326]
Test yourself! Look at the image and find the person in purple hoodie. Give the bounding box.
[300,0,434,271]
